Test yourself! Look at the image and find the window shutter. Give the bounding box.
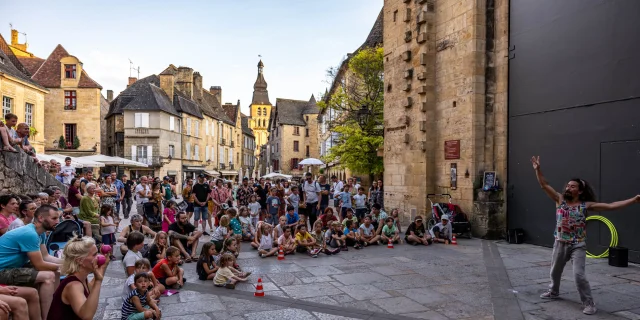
[147,146,153,164]
[205,145,209,161]
[230,151,233,163]
[195,145,200,160]
[134,113,141,127]
[186,143,191,160]
[170,116,175,131]
[142,113,149,128]
[205,120,209,135]
[131,145,137,161]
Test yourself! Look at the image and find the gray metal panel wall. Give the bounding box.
[508,0,640,262]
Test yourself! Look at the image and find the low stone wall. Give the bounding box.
[472,190,506,239]
[0,147,67,195]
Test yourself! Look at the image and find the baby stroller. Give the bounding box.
[46,218,103,258]
[143,201,163,232]
[426,194,472,239]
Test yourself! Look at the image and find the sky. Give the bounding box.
[1,0,383,115]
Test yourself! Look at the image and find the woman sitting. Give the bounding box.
[117,214,156,256]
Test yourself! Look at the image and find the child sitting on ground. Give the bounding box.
[344,220,363,249]
[152,246,185,289]
[227,208,243,251]
[381,217,401,244]
[311,220,326,253]
[430,214,453,244]
[324,221,345,254]
[237,206,255,242]
[197,242,218,281]
[390,208,402,233]
[121,273,161,320]
[254,223,278,258]
[298,212,311,231]
[277,226,296,255]
[121,259,165,303]
[214,253,248,289]
[284,206,299,228]
[211,215,230,252]
[359,215,381,247]
[295,224,320,257]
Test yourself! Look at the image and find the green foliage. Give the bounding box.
[58,136,66,149]
[29,126,38,137]
[73,136,81,149]
[321,46,384,175]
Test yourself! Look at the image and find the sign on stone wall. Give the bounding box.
[444,140,460,160]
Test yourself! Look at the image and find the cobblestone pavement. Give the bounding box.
[95,213,640,320]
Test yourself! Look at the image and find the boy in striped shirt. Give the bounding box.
[121,273,161,320]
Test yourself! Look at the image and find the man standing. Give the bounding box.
[121,174,134,219]
[532,156,640,315]
[0,204,61,320]
[59,157,76,186]
[331,176,344,208]
[182,178,195,221]
[318,175,331,214]
[111,171,125,217]
[192,174,211,233]
[254,178,267,218]
[134,176,151,217]
[80,171,94,195]
[161,176,175,202]
[301,172,321,227]
[237,177,255,207]
[168,211,202,261]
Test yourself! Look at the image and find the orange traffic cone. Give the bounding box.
[254,278,265,297]
[451,234,458,245]
[277,246,285,260]
[387,239,394,249]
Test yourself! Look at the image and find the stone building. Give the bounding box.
[321,10,383,184]
[0,33,47,153]
[267,96,320,178]
[382,0,508,235]
[10,31,103,156]
[240,114,256,178]
[104,65,241,183]
[247,60,272,172]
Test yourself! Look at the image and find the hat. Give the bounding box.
[163,176,170,180]
[221,203,230,210]
[441,214,449,221]
[198,173,206,178]
[243,177,249,181]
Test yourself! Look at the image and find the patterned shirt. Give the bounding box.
[236,186,255,207]
[554,201,587,244]
[121,288,148,320]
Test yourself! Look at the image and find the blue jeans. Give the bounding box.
[115,201,121,216]
[266,213,278,225]
[194,206,209,221]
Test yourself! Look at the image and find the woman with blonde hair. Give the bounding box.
[47,236,109,320]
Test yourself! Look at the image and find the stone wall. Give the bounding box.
[0,147,67,195]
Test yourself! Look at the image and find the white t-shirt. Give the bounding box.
[359,223,375,236]
[248,202,261,217]
[332,181,344,197]
[123,250,143,269]
[60,165,76,185]
[353,194,367,209]
[303,180,321,204]
[259,234,273,250]
[134,184,150,204]
[121,274,135,302]
[7,218,25,231]
[211,226,228,242]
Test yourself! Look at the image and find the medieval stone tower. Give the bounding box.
[248,60,272,158]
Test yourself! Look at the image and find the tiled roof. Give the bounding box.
[251,60,271,106]
[174,90,204,119]
[199,89,235,125]
[16,56,44,76]
[0,34,46,90]
[105,75,180,118]
[30,44,102,89]
[222,103,238,123]
[273,97,319,126]
[240,114,254,137]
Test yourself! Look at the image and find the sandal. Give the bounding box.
[184,257,192,263]
[178,259,184,265]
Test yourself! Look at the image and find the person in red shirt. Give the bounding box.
[151,246,184,289]
[317,207,338,230]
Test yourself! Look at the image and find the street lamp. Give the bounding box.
[356,105,371,127]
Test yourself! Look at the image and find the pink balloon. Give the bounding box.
[101,245,112,254]
[96,254,106,266]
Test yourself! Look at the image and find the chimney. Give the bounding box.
[10,29,18,46]
[127,77,137,87]
[106,90,114,102]
[210,86,221,104]
[176,67,193,99]
[192,72,203,99]
[159,71,175,104]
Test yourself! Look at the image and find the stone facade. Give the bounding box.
[383,0,508,236]
[0,74,47,153]
[0,144,66,195]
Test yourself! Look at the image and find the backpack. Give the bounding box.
[143,202,162,230]
[47,219,83,258]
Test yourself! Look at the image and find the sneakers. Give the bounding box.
[260,254,266,258]
[540,290,559,299]
[582,301,597,315]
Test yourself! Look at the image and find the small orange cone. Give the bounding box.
[254,278,265,297]
[277,246,285,260]
[451,234,458,245]
[387,239,394,249]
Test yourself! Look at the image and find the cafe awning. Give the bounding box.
[204,170,220,176]
[220,170,238,176]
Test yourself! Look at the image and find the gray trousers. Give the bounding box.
[549,240,593,303]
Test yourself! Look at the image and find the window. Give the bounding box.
[195,120,200,137]
[194,145,200,160]
[230,151,233,164]
[205,144,209,161]
[205,120,209,136]
[291,158,300,169]
[306,116,309,122]
[169,116,175,131]
[393,10,398,22]
[2,96,12,118]
[293,127,300,135]
[186,142,191,159]
[262,107,266,116]
[276,143,279,153]
[306,145,310,157]
[186,118,192,135]
[219,148,224,164]
[64,91,77,110]
[176,118,182,133]
[293,141,299,152]
[24,103,33,127]
[64,64,76,79]
[136,145,147,160]
[64,124,77,148]
[257,108,261,116]
[134,113,149,128]
[0,56,4,64]
[305,128,309,137]
[225,149,229,164]
[169,145,175,157]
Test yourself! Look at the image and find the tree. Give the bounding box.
[58,135,66,149]
[73,136,81,149]
[318,46,384,176]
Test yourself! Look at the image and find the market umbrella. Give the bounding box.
[77,155,149,167]
[262,172,292,180]
[298,158,324,166]
[52,154,105,168]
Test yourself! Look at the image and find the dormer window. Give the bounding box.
[65,64,76,79]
